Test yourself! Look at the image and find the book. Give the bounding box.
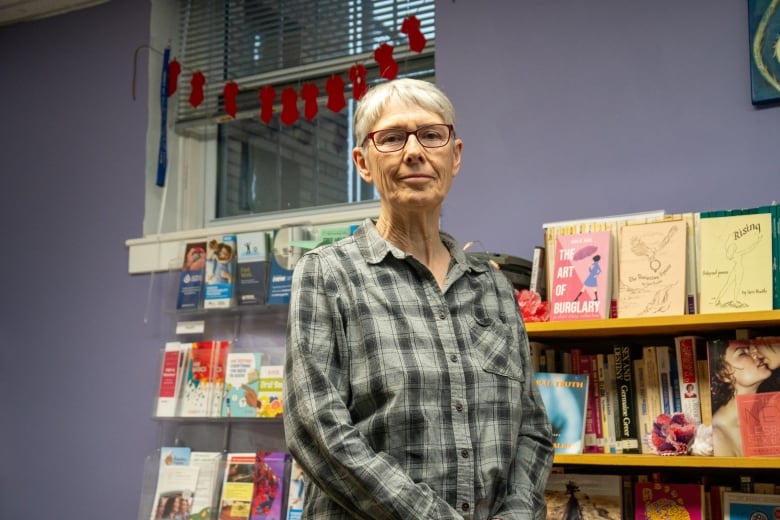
[706,338,777,456]
[155,341,187,417]
[641,346,663,452]
[250,452,287,520]
[545,472,623,519]
[618,218,687,318]
[674,335,705,425]
[632,356,653,454]
[529,245,546,300]
[222,352,269,418]
[696,358,712,426]
[219,452,258,520]
[722,491,780,520]
[613,344,640,452]
[151,448,200,520]
[549,230,612,321]
[736,389,780,456]
[219,452,287,520]
[204,234,238,308]
[634,482,705,520]
[256,365,284,418]
[180,340,230,417]
[176,240,207,310]
[698,212,773,313]
[189,451,223,519]
[535,372,589,454]
[655,345,674,415]
[236,231,270,306]
[285,457,305,520]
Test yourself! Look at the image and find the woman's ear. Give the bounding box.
[352,147,372,184]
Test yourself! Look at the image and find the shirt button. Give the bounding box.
[461,502,470,512]
[450,354,458,363]
[438,310,446,320]
[455,402,464,412]
[460,448,469,458]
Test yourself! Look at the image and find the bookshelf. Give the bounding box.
[527,310,780,471]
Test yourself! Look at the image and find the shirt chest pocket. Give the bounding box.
[469,317,526,382]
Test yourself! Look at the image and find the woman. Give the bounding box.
[283,78,554,519]
[709,339,772,456]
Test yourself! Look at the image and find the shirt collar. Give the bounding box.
[353,218,489,274]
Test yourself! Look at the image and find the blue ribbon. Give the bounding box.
[156,47,170,187]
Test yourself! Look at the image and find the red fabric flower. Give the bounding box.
[515,289,549,322]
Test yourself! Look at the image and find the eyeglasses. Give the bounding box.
[364,124,454,153]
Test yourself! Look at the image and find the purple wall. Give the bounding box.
[0,0,778,516]
[0,1,156,518]
[438,0,780,259]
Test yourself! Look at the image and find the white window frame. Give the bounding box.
[128,0,436,274]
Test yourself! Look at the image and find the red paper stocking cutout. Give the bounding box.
[223,81,239,118]
[301,82,319,121]
[374,43,398,80]
[189,71,205,108]
[280,87,299,125]
[167,59,181,97]
[349,64,368,100]
[326,74,346,113]
[259,85,276,124]
[401,15,426,53]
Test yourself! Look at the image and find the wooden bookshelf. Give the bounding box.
[525,310,780,339]
[554,454,780,469]
[528,309,780,471]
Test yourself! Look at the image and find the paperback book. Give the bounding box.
[176,240,207,310]
[634,482,705,520]
[549,230,612,321]
[204,234,238,309]
[722,491,780,520]
[180,340,230,417]
[706,338,780,456]
[698,212,773,313]
[222,352,270,418]
[286,458,305,520]
[535,372,589,454]
[155,342,187,417]
[150,448,200,520]
[236,231,270,306]
[618,218,687,318]
[545,472,622,520]
[257,365,284,418]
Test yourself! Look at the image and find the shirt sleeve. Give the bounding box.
[490,279,555,520]
[282,252,464,519]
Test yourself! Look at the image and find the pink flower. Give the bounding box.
[515,289,549,322]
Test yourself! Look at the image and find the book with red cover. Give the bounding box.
[736,390,780,456]
[634,482,705,520]
[549,230,612,321]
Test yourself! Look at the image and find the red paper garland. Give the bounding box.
[173,15,427,121]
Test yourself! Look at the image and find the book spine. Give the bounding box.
[632,358,651,453]
[156,342,184,417]
[584,354,604,453]
[613,344,640,452]
[642,346,662,450]
[697,358,712,425]
[655,346,673,415]
[596,353,612,452]
[529,245,546,299]
[674,336,703,424]
[605,353,620,453]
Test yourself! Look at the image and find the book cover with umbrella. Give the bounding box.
[549,231,612,321]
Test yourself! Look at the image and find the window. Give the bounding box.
[165,0,435,227]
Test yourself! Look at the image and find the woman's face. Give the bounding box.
[754,341,780,370]
[352,98,462,212]
[722,343,772,392]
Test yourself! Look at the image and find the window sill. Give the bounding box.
[125,203,380,274]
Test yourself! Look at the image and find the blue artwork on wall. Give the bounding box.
[748,0,780,105]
